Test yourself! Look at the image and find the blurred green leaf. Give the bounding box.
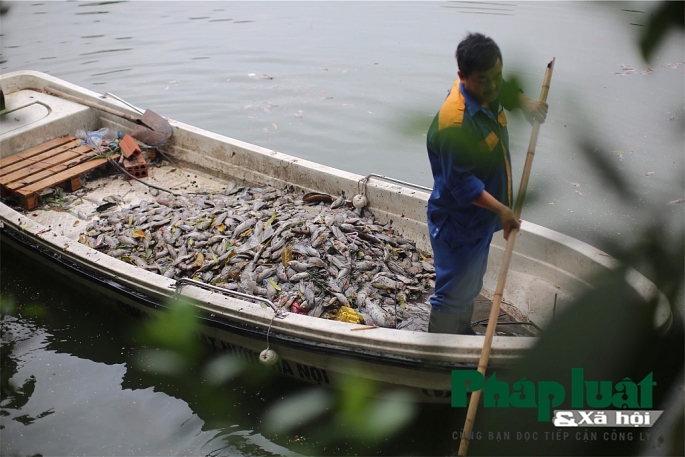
[21,303,48,319]
[134,348,188,376]
[359,390,416,438]
[640,2,685,61]
[263,388,331,434]
[577,139,634,200]
[394,112,433,140]
[0,295,16,315]
[137,297,201,360]
[337,370,375,420]
[202,354,245,385]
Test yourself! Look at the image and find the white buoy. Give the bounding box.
[259,347,279,366]
[352,194,368,209]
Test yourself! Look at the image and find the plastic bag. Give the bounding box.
[76,127,110,151]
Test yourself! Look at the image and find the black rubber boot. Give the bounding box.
[428,306,475,335]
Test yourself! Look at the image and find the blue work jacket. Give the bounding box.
[426,81,514,243]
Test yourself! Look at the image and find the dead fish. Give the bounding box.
[355,260,376,271]
[117,236,137,246]
[327,254,348,270]
[232,218,256,238]
[303,192,333,204]
[291,243,313,257]
[289,272,310,282]
[365,299,389,327]
[307,257,327,268]
[337,266,351,280]
[331,239,348,255]
[103,235,118,249]
[266,282,278,301]
[288,260,312,272]
[131,256,148,268]
[77,180,440,330]
[371,275,398,291]
[309,303,324,318]
[185,231,209,241]
[395,274,413,285]
[311,233,329,248]
[171,253,194,266]
[96,202,117,212]
[256,267,276,283]
[333,292,350,307]
[387,260,406,276]
[339,223,358,233]
[303,285,317,306]
[421,261,435,273]
[330,194,345,209]
[196,219,212,231]
[212,212,228,228]
[276,263,289,282]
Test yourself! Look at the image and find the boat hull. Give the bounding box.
[0,70,672,399]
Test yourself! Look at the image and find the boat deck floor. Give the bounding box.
[5,147,537,337]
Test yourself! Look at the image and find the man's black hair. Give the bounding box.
[456,33,502,77]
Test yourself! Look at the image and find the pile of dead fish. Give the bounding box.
[79,183,435,329]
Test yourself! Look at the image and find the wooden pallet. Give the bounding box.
[0,135,114,210]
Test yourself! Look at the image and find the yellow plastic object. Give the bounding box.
[335,306,363,324]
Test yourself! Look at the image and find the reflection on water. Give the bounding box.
[1,318,52,428]
[0,242,303,456]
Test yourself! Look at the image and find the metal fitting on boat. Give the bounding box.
[355,173,432,210]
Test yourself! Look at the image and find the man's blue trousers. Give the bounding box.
[428,223,493,315]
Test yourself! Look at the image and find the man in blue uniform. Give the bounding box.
[426,33,548,334]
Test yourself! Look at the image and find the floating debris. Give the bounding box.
[77,183,434,330]
[615,64,635,76]
[248,73,273,80]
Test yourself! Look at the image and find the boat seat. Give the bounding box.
[0,135,114,210]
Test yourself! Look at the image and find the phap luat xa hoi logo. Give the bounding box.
[451,368,663,427]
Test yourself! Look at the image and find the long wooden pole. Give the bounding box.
[458,58,555,456]
[45,87,155,130]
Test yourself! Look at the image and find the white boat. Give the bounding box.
[0,71,672,402]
